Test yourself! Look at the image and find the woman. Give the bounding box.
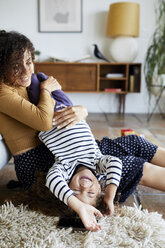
[0,30,165,231]
[0,30,88,189]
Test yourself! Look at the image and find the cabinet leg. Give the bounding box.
[119,95,122,114]
[119,95,126,115]
[123,94,126,115]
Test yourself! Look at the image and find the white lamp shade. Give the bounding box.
[109,36,138,62]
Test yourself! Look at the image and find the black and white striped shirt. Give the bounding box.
[39,121,122,205]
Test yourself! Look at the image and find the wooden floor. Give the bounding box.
[0,113,165,217]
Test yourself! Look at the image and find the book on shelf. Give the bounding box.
[104,88,122,92]
[129,66,140,92]
[48,54,92,63]
[129,75,135,92]
[105,73,124,78]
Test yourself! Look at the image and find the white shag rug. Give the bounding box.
[0,202,165,248]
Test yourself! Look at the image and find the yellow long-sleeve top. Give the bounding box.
[0,83,55,155]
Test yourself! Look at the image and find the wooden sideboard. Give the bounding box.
[35,62,141,114]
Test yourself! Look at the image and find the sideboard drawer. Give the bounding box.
[35,63,97,91]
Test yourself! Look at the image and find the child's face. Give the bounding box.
[69,166,101,206]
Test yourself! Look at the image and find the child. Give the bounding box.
[28,72,122,231]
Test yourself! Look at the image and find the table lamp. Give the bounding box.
[106,2,140,62]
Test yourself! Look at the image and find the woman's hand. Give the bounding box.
[40,76,61,92]
[54,105,88,129]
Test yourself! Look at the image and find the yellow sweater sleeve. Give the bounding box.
[0,84,55,131]
[0,84,55,154]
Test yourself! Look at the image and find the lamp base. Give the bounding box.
[109,36,138,62]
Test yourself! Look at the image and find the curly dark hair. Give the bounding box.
[0,30,35,85]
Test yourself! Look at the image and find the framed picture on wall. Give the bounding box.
[38,0,82,33]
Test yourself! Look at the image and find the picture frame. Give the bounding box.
[38,0,82,33]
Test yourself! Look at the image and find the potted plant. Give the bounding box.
[34,50,41,61]
[144,0,165,100]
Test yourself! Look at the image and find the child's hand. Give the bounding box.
[103,184,117,216]
[68,195,102,231]
[104,195,114,216]
[78,203,102,231]
[40,76,61,92]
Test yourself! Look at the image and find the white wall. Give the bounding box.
[0,0,158,113]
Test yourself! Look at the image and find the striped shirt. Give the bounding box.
[39,121,122,205]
